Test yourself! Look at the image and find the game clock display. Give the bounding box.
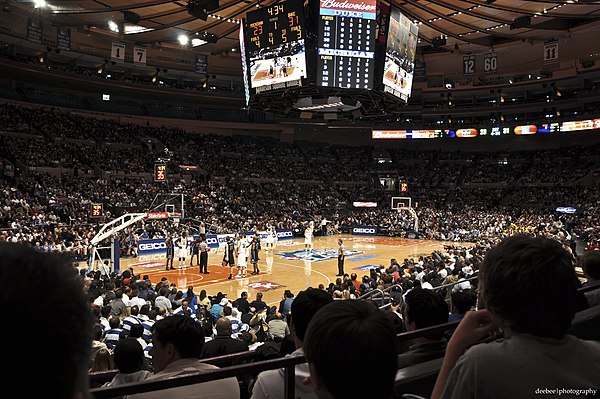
[317,0,377,89]
[245,1,304,52]
[245,0,307,91]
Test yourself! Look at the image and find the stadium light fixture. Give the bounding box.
[108,20,119,33]
[191,38,207,47]
[178,34,189,46]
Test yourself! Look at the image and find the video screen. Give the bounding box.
[249,40,307,90]
[382,7,418,101]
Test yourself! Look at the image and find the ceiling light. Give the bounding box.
[108,20,119,33]
[178,34,189,46]
[191,38,207,47]
[34,0,46,8]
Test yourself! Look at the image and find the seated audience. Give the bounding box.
[397,288,449,368]
[103,338,152,387]
[127,315,240,398]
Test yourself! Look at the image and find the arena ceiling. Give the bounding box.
[9,0,600,56]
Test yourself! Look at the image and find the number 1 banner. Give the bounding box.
[133,46,147,65]
[111,42,125,63]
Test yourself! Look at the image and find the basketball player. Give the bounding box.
[190,235,200,267]
[165,231,175,270]
[304,222,314,252]
[236,233,249,278]
[250,235,261,275]
[223,236,236,280]
[176,232,187,268]
[265,227,275,251]
[337,238,345,276]
[199,234,210,274]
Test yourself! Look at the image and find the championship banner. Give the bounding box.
[91,203,103,218]
[57,26,71,51]
[27,17,43,44]
[544,40,558,63]
[154,164,167,182]
[195,53,208,74]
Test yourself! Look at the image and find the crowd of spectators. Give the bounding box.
[1,103,599,253]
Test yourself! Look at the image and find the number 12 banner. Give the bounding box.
[463,55,476,76]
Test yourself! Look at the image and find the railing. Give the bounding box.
[432,274,479,292]
[89,319,463,399]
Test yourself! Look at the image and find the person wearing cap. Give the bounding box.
[210,297,229,321]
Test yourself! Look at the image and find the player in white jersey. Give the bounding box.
[265,227,275,251]
[176,232,187,268]
[236,233,249,278]
[304,222,314,251]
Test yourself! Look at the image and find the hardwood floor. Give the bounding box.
[120,234,453,308]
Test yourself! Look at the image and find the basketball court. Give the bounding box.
[120,234,454,308]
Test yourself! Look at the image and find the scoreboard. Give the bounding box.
[245,0,307,91]
[316,0,377,89]
[245,1,304,53]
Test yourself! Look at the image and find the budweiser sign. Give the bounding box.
[320,0,376,12]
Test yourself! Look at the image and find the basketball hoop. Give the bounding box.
[392,197,418,232]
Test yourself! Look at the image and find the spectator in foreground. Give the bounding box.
[431,235,600,399]
[103,338,152,387]
[127,315,239,399]
[397,288,449,368]
[202,318,249,359]
[580,250,600,306]
[0,242,93,399]
[303,300,398,399]
[251,288,333,399]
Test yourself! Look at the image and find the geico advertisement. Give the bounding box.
[137,239,167,253]
[352,226,377,235]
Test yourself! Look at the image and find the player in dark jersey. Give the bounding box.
[165,231,175,270]
[222,236,236,280]
[189,236,200,267]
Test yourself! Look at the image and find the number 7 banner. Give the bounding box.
[134,46,147,65]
